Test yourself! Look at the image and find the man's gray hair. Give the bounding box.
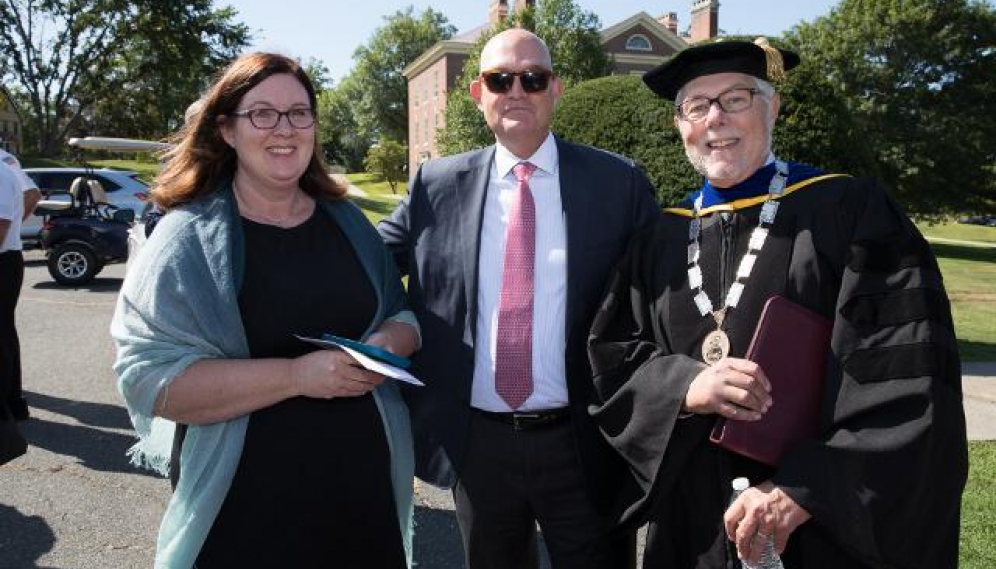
[753,77,775,98]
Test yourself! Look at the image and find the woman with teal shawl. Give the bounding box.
[111,53,418,569]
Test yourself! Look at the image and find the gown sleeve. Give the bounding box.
[587,224,711,527]
[773,179,967,567]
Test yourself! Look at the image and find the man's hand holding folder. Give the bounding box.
[709,296,833,466]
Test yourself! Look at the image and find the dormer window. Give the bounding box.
[625,34,652,51]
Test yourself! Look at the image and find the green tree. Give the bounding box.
[706,35,881,183]
[771,43,880,182]
[552,55,881,207]
[552,74,696,206]
[0,0,249,155]
[437,0,609,156]
[351,6,456,143]
[85,2,248,139]
[531,0,611,86]
[786,0,996,217]
[318,73,377,172]
[364,138,408,194]
[304,58,333,92]
[436,23,510,156]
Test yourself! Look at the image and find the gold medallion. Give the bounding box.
[701,329,730,364]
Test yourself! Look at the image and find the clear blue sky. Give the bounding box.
[218,0,843,84]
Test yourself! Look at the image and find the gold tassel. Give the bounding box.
[753,37,786,81]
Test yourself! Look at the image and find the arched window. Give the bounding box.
[625,34,652,51]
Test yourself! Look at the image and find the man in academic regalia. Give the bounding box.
[587,39,968,569]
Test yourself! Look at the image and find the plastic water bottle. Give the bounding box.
[730,477,784,569]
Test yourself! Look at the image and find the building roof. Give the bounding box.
[600,11,687,52]
[403,38,476,79]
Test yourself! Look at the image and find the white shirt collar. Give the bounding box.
[494,132,558,179]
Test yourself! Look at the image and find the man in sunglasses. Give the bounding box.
[587,39,967,568]
[380,28,658,569]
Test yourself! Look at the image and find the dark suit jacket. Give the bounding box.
[378,136,658,511]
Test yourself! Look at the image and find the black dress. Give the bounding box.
[196,207,407,568]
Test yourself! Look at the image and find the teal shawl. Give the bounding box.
[111,183,416,569]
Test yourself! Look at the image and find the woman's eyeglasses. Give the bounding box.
[230,107,316,129]
[480,70,553,94]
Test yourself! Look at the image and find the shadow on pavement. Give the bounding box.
[31,276,123,293]
[411,505,552,568]
[26,391,132,431]
[413,505,464,567]
[0,503,57,568]
[930,242,996,263]
[960,341,996,363]
[18,392,154,477]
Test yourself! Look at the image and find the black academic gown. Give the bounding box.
[587,172,968,568]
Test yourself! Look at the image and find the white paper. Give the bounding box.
[295,335,424,386]
[338,345,424,386]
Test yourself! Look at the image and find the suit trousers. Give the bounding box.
[0,250,24,412]
[453,410,634,569]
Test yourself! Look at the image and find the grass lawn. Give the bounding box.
[917,221,996,361]
[346,172,406,224]
[962,441,996,568]
[918,220,996,244]
[89,158,160,183]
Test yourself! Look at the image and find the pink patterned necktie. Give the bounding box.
[495,161,538,410]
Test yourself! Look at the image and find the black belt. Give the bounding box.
[472,407,571,431]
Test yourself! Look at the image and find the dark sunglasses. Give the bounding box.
[480,70,553,94]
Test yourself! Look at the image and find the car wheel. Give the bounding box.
[47,243,100,286]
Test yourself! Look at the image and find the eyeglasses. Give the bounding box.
[677,88,760,122]
[480,70,553,94]
[230,107,316,129]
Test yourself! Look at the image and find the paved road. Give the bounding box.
[963,362,996,440]
[1,249,992,568]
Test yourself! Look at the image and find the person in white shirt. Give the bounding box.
[0,149,41,223]
[0,158,30,420]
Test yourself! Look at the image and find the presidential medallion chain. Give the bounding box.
[688,160,788,364]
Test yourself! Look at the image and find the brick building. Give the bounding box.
[402,1,719,172]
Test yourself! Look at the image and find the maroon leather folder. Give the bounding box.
[709,295,832,466]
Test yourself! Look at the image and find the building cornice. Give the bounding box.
[611,53,670,67]
[601,11,689,52]
[403,40,475,79]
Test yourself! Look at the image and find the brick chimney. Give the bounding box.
[489,0,509,27]
[689,0,719,43]
[659,11,679,35]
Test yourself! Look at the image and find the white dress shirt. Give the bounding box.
[472,133,568,412]
[0,162,25,252]
[0,150,38,193]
